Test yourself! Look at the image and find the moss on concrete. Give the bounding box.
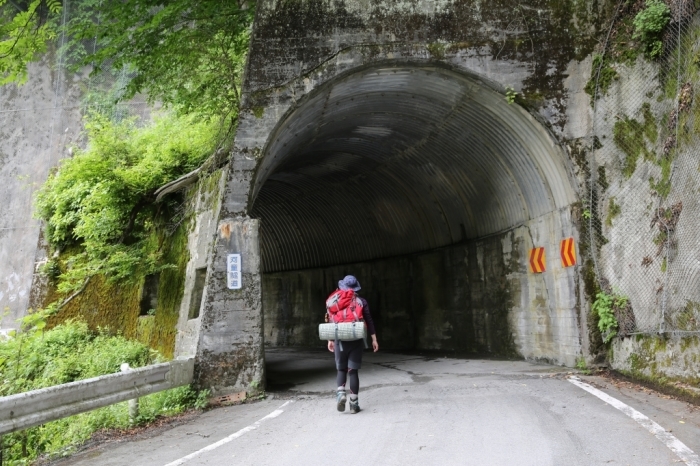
[674,301,700,331]
[626,335,668,376]
[605,197,621,227]
[680,334,699,352]
[46,272,141,340]
[150,221,190,359]
[664,26,700,100]
[597,165,609,191]
[612,369,700,407]
[585,54,618,101]
[613,102,657,177]
[614,333,700,405]
[136,315,156,347]
[649,154,673,198]
[426,42,446,60]
[607,13,643,65]
[198,168,224,215]
[44,242,185,359]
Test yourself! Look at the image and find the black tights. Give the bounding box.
[336,369,360,394]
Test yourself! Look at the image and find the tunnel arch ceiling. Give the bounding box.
[251,64,577,273]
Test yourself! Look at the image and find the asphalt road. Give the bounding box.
[55,348,700,466]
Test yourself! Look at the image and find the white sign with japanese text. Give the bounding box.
[227,254,242,290]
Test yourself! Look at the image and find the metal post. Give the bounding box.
[120,363,139,424]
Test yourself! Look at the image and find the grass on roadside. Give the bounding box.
[0,320,208,465]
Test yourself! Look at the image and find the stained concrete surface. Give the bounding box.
[202,0,597,386]
[55,348,700,466]
[262,218,582,365]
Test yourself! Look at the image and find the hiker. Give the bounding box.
[326,275,379,414]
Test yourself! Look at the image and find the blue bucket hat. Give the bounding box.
[338,275,361,292]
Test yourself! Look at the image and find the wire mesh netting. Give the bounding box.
[587,0,700,335]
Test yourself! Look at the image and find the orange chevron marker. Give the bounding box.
[529,247,546,273]
[560,237,577,268]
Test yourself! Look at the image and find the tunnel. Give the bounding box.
[251,63,579,360]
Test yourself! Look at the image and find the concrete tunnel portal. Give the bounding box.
[250,64,580,361]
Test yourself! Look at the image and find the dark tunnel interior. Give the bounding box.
[251,64,576,354]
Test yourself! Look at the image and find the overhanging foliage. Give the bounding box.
[1,0,254,118]
[34,112,219,297]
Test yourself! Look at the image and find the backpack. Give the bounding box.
[325,289,364,323]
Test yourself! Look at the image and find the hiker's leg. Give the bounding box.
[346,340,363,405]
[347,359,362,413]
[334,340,349,369]
[334,339,349,388]
[347,339,363,371]
[334,340,350,412]
[347,369,360,394]
[336,369,348,388]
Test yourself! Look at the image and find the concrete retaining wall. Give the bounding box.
[175,170,227,358]
[612,335,700,382]
[0,58,84,329]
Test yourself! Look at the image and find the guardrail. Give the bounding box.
[0,358,194,436]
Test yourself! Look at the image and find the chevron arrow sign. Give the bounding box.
[529,247,546,273]
[560,237,577,268]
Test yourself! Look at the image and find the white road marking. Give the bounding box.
[568,377,700,466]
[163,401,293,466]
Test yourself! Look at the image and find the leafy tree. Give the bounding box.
[0,0,62,84]
[1,0,254,118]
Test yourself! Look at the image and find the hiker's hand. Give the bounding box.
[371,336,379,352]
[327,340,334,352]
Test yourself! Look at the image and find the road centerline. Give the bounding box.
[568,377,700,466]
[162,400,293,466]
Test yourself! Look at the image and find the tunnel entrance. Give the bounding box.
[251,63,579,362]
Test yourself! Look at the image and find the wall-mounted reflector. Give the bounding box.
[529,247,546,273]
[561,238,577,268]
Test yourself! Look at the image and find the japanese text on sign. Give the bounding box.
[227,254,242,290]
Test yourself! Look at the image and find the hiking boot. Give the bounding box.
[349,398,361,414]
[336,389,347,412]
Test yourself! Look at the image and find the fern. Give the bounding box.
[46,0,62,14]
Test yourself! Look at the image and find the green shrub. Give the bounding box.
[592,291,628,344]
[34,112,219,296]
[0,320,151,396]
[0,321,208,464]
[633,0,671,59]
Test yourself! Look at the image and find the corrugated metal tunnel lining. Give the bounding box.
[251,65,576,273]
